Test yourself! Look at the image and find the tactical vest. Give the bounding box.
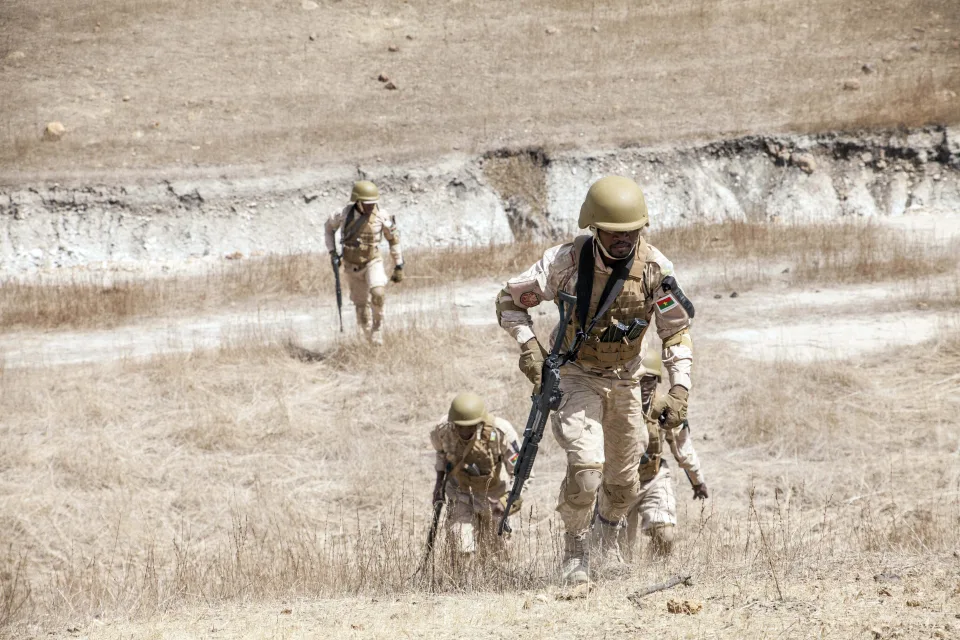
[450,423,503,494]
[638,418,663,482]
[341,205,382,266]
[562,235,650,368]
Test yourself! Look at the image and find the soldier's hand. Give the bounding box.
[329,251,341,269]
[518,338,546,389]
[692,483,709,500]
[651,385,688,429]
[391,263,404,283]
[432,482,445,506]
[499,494,523,516]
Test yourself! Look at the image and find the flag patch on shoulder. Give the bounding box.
[656,294,677,312]
[509,452,519,464]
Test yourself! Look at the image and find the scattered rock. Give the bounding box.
[280,608,292,614]
[545,26,559,35]
[377,73,390,83]
[729,291,739,298]
[591,25,600,32]
[906,599,922,607]
[5,50,26,60]
[42,121,66,141]
[861,63,875,74]
[309,33,316,41]
[781,267,790,274]
[122,95,131,102]
[881,53,895,62]
[843,79,862,91]
[791,152,817,173]
[878,587,893,596]
[301,0,318,9]
[667,599,702,615]
[224,251,244,260]
[909,43,921,52]
[405,34,414,40]
[874,573,902,583]
[861,151,874,163]
[388,45,399,52]
[713,294,722,299]
[384,81,398,90]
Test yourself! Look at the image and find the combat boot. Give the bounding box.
[560,532,589,584]
[593,518,631,579]
[370,328,384,346]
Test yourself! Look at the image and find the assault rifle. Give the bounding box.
[412,469,449,578]
[331,253,343,332]
[498,291,577,536]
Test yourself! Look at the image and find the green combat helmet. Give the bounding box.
[578,176,649,231]
[641,351,663,380]
[351,180,380,203]
[448,392,488,427]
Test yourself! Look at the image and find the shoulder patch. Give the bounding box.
[656,293,678,312]
[519,291,541,307]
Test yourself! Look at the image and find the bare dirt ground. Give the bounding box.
[2,0,959,180]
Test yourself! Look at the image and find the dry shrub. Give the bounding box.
[649,220,959,284]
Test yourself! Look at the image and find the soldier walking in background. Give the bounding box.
[324,180,404,345]
[495,176,696,583]
[430,393,525,560]
[622,352,708,559]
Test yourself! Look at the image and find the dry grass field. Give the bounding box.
[1,0,958,177]
[0,221,958,639]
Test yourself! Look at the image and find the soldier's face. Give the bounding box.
[597,228,640,259]
[358,201,376,215]
[456,425,476,440]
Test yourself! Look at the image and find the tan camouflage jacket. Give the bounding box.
[497,236,694,389]
[430,415,522,497]
[324,203,402,266]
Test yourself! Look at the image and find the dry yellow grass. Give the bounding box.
[0,309,957,634]
[2,220,957,331]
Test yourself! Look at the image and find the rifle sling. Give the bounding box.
[341,206,371,245]
[570,237,635,358]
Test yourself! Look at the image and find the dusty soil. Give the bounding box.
[2,0,959,179]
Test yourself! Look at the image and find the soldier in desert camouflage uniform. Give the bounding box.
[325,180,403,345]
[496,176,696,583]
[622,352,708,558]
[430,392,524,557]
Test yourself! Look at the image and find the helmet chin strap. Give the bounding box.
[591,227,637,261]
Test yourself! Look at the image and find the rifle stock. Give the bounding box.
[498,291,576,536]
[333,255,343,332]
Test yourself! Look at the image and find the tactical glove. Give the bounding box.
[518,338,547,389]
[391,263,404,283]
[330,251,341,270]
[692,482,709,500]
[499,494,523,516]
[651,385,688,430]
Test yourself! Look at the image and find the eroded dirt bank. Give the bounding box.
[1,127,959,273]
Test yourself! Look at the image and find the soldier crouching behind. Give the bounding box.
[430,393,525,559]
[622,353,708,559]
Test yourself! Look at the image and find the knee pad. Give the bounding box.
[562,463,603,507]
[370,286,385,308]
[602,480,641,509]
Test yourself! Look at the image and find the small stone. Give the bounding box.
[843,79,862,91]
[791,152,817,173]
[5,50,26,60]
[405,34,414,40]
[122,95,131,102]
[861,152,874,163]
[861,63,875,74]
[384,81,398,90]
[591,25,600,32]
[729,291,739,298]
[918,302,929,310]
[781,267,790,274]
[909,43,921,52]
[713,294,722,299]
[301,0,318,9]
[42,121,66,141]
[377,73,390,82]
[906,600,922,607]
[388,45,399,52]
[877,159,887,169]
[881,53,895,62]
[309,33,316,41]
[545,26,558,35]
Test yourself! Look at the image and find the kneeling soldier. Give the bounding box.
[624,353,708,558]
[430,393,524,557]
